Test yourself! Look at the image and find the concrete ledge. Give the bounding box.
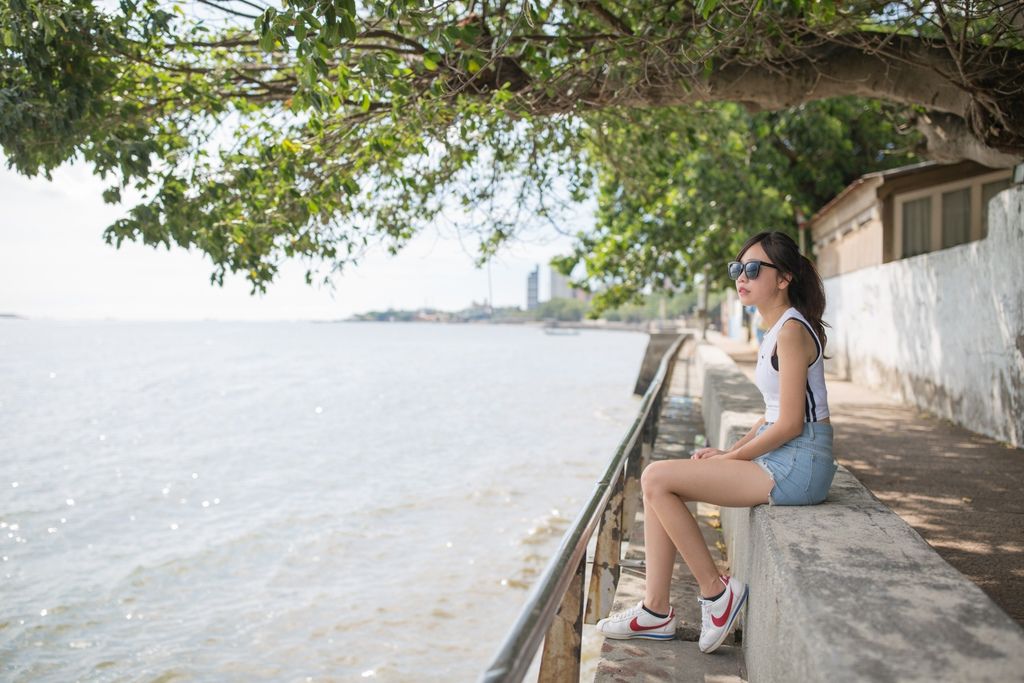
[634,333,686,395]
[695,342,1024,682]
[696,341,763,451]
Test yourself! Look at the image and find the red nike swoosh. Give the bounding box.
[711,590,734,628]
[629,615,673,631]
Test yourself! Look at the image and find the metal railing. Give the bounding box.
[479,333,690,683]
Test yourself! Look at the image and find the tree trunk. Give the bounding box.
[515,36,1024,166]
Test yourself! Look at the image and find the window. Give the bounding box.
[982,179,1012,237]
[941,188,971,248]
[902,197,931,257]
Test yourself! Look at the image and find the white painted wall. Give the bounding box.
[822,184,1024,447]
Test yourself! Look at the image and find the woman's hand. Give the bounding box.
[691,447,726,460]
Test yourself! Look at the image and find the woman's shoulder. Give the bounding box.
[777,318,812,344]
[777,317,818,361]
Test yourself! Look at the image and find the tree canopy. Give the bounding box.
[2,0,1021,300]
[558,96,922,312]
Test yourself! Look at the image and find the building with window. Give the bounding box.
[526,265,539,310]
[809,161,1013,278]
[550,269,574,300]
[806,161,1022,447]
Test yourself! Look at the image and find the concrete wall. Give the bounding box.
[823,185,1024,447]
[694,341,1024,683]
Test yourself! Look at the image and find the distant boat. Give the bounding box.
[542,322,581,336]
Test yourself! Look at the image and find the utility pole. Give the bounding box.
[697,264,710,341]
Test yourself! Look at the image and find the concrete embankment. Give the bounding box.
[709,329,1024,626]
[698,340,1024,682]
[633,333,688,395]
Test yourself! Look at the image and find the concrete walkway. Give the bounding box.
[594,340,747,683]
[706,330,1024,626]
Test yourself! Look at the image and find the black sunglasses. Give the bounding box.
[727,260,781,281]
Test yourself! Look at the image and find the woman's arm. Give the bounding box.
[719,321,812,462]
[730,416,767,450]
[692,416,765,459]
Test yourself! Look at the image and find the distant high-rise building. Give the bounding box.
[527,266,539,310]
[550,269,573,300]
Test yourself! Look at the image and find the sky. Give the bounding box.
[0,159,591,321]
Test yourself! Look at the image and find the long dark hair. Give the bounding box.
[737,231,830,359]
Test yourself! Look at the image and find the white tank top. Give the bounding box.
[754,307,830,423]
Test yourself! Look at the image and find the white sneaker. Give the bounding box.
[698,576,748,653]
[596,601,677,640]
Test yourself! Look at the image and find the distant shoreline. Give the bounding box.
[0,315,680,331]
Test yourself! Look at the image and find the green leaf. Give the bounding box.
[339,14,357,40]
[697,0,720,19]
[300,11,321,29]
[259,29,276,51]
[102,186,122,204]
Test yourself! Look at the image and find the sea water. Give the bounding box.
[0,321,647,682]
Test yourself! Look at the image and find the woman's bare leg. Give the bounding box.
[641,459,773,599]
[641,501,676,614]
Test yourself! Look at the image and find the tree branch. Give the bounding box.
[576,0,634,35]
[359,29,428,53]
[195,0,261,21]
[913,110,1023,167]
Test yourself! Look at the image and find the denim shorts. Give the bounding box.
[753,422,837,506]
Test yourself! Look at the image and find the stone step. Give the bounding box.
[596,640,745,683]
